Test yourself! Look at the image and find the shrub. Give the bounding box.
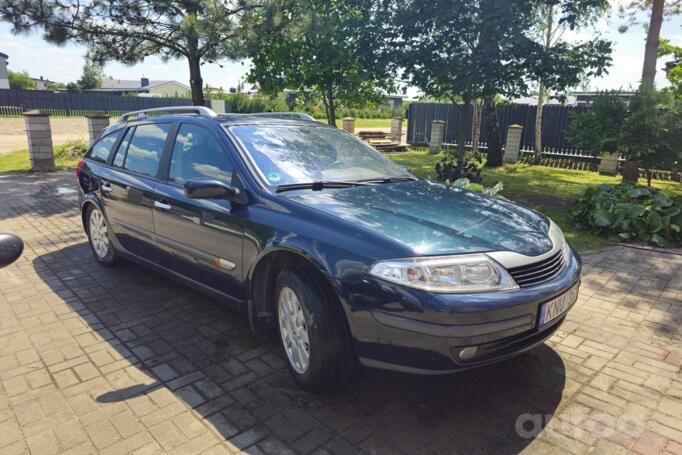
[54,140,88,160]
[570,183,682,246]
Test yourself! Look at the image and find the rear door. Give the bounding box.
[153,122,245,301]
[99,122,174,261]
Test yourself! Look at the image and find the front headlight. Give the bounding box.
[368,254,519,293]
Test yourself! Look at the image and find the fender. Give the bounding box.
[245,239,334,333]
[80,193,126,253]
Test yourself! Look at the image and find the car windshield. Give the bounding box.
[227,124,411,187]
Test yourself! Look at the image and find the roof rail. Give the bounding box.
[118,106,217,122]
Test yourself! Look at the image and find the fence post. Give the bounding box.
[429,120,445,154]
[390,117,403,142]
[208,99,226,113]
[24,111,55,172]
[503,124,523,163]
[86,114,111,145]
[342,117,355,134]
[598,153,619,175]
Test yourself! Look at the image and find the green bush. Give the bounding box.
[54,140,88,160]
[570,183,682,246]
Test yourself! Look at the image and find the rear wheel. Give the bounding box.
[276,268,354,390]
[86,205,118,266]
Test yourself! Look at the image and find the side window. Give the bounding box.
[86,131,121,163]
[169,124,233,185]
[112,127,134,167]
[123,123,172,177]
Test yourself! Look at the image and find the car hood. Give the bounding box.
[287,180,553,256]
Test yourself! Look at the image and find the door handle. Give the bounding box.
[154,200,172,210]
[101,182,112,193]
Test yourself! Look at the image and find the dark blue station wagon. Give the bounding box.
[77,106,581,389]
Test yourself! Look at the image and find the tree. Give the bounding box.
[566,89,681,185]
[246,0,395,126]
[0,0,267,106]
[530,0,610,164]
[394,0,612,168]
[618,0,682,90]
[77,60,104,91]
[659,37,682,97]
[8,70,36,89]
[565,91,628,152]
[620,89,681,186]
[65,82,79,93]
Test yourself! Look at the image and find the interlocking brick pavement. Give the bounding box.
[0,170,681,455]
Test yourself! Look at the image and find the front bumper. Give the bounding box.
[338,246,581,374]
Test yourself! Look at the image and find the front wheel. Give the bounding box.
[86,205,118,266]
[276,268,354,390]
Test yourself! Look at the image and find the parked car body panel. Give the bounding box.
[77,112,581,375]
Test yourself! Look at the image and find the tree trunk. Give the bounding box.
[321,88,336,126]
[641,0,664,91]
[621,160,639,184]
[534,5,553,164]
[484,96,503,168]
[187,54,205,106]
[534,81,545,164]
[457,97,472,164]
[472,101,481,157]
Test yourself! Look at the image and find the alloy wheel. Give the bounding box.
[89,208,110,259]
[278,286,310,374]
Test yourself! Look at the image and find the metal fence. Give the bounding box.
[406,102,591,158]
[0,89,193,116]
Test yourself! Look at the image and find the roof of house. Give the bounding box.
[95,79,190,92]
[0,51,8,59]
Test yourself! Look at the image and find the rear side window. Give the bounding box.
[123,123,172,177]
[86,131,121,163]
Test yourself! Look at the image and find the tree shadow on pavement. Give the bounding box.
[33,242,566,454]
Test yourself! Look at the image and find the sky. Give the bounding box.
[1,7,681,97]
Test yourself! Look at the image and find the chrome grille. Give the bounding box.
[507,249,565,287]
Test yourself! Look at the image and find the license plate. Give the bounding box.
[539,284,579,326]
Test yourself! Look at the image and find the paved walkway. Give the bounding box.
[0,171,680,455]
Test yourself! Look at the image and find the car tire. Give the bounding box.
[275,267,354,390]
[86,204,119,266]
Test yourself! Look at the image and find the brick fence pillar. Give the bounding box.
[86,114,111,145]
[503,124,523,163]
[342,117,355,134]
[429,120,445,154]
[390,117,403,142]
[598,153,619,175]
[23,111,55,172]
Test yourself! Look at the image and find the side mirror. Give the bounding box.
[184,179,240,201]
[0,233,24,268]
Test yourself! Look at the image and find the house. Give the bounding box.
[571,91,636,106]
[384,94,408,109]
[91,77,191,97]
[0,52,9,90]
[31,76,64,90]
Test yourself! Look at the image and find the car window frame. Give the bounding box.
[103,121,178,181]
[110,126,135,169]
[160,121,235,189]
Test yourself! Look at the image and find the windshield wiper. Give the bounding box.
[275,181,372,193]
[358,175,418,184]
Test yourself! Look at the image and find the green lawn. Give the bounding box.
[0,141,86,173]
[388,149,682,251]
[332,118,407,129]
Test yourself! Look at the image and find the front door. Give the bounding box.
[153,123,244,301]
[99,122,174,261]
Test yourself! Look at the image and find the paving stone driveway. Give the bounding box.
[0,171,681,455]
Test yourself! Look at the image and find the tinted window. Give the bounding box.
[169,124,232,184]
[87,131,121,163]
[112,127,134,167]
[123,123,172,177]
